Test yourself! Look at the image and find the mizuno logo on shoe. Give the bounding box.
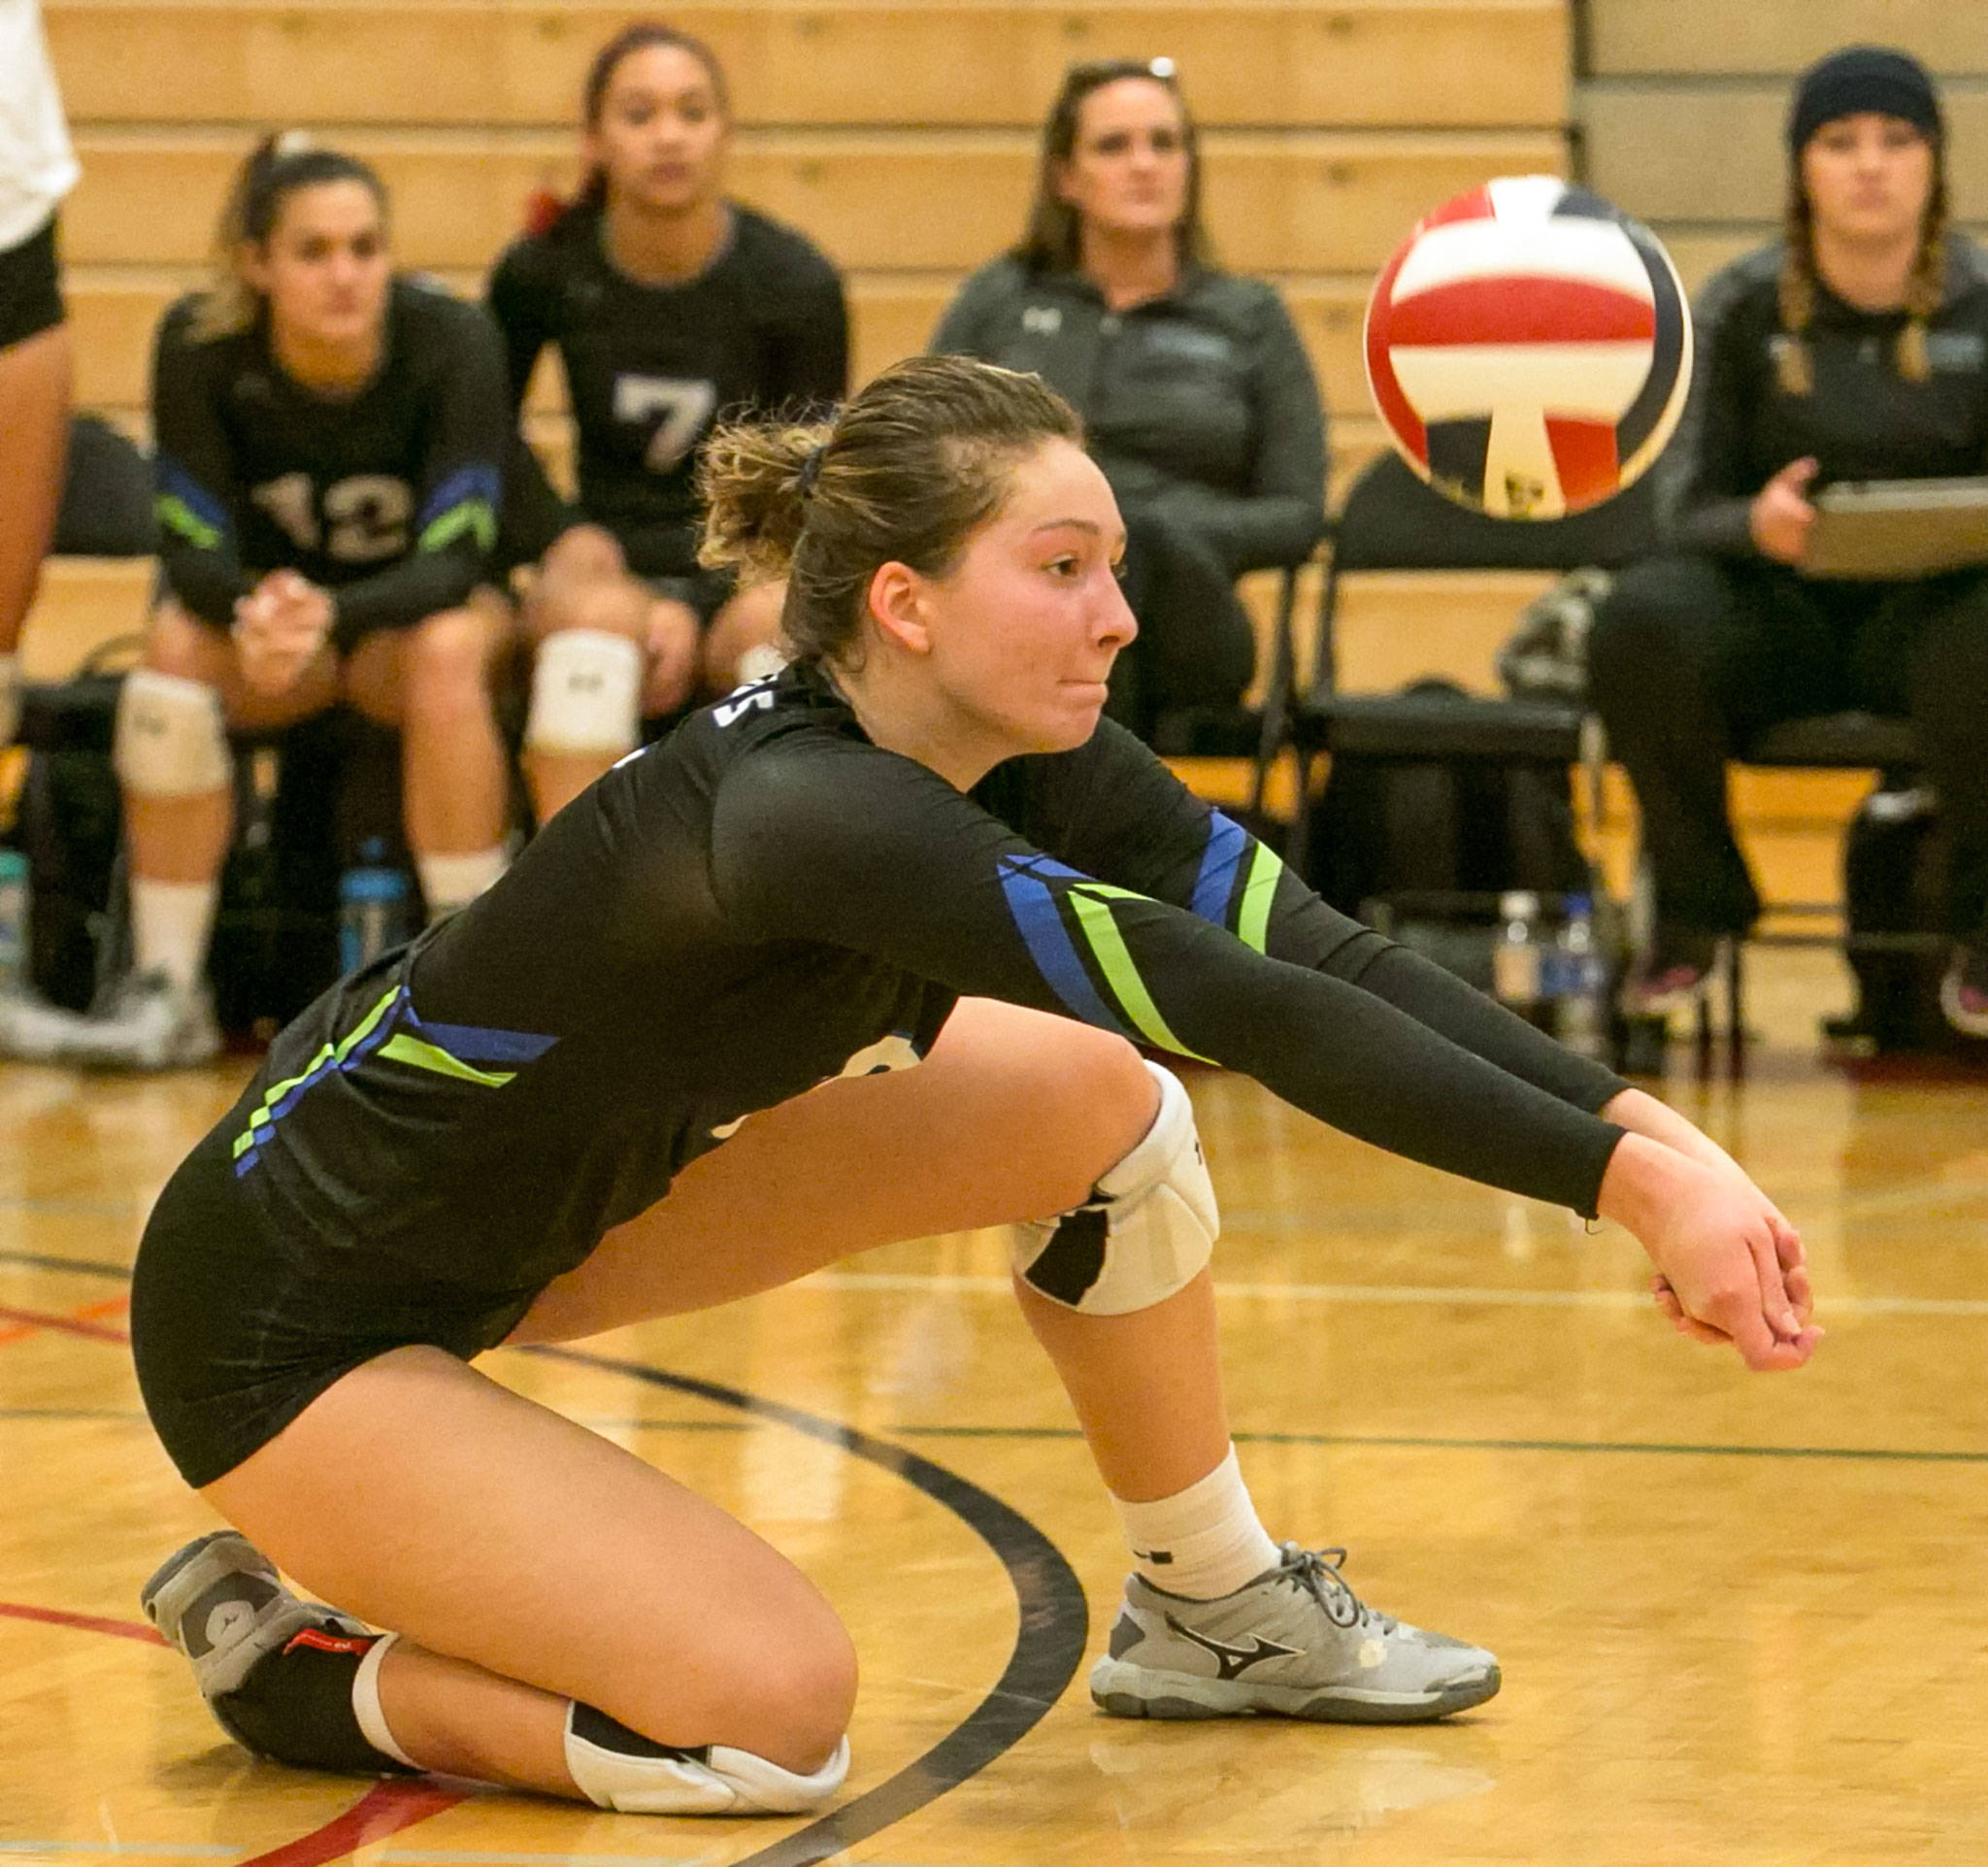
[1162,1613,1302,1680]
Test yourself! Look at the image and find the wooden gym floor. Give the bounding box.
[5,948,1988,1865]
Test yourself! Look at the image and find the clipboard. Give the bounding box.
[1804,476,1988,579]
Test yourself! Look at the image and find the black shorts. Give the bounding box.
[0,212,65,351]
[131,1125,540,1490]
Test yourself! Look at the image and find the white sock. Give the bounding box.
[350,1632,418,1768]
[1112,1446,1281,1600]
[130,878,219,992]
[415,847,507,923]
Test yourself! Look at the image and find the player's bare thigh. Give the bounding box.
[511,998,1158,1344]
[202,1345,854,1771]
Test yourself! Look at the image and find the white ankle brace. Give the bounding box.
[562,1702,849,1815]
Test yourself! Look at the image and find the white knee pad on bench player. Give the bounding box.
[1008,1061,1218,1315]
[526,628,644,756]
[114,669,230,797]
[563,1702,850,1814]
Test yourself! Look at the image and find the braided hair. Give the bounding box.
[1775,138,1948,395]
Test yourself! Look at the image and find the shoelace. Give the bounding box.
[1277,1543,1396,1634]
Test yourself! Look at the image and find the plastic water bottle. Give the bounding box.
[1492,889,1543,1012]
[0,849,28,996]
[1553,893,1608,1058]
[338,840,411,975]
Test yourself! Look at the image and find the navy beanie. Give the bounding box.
[1788,46,1942,152]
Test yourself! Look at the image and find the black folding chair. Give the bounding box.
[1292,453,1657,872]
[1146,560,1310,832]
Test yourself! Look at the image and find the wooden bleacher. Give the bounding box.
[34,0,1576,695]
[1580,0,1988,292]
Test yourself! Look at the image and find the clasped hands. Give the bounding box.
[1597,1090,1821,1374]
[233,570,335,695]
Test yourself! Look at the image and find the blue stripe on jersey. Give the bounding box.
[1189,811,1250,926]
[998,856,1131,1038]
[155,459,231,534]
[417,463,502,529]
[401,1004,557,1065]
[233,992,403,1178]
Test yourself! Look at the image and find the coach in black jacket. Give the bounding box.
[934,58,1326,742]
[1589,48,1988,1033]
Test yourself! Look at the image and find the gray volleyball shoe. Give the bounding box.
[1090,1542,1500,1723]
[141,1530,367,1701]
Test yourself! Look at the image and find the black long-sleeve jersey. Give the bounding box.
[219,662,1627,1308]
[1666,236,1988,558]
[151,279,508,651]
[486,204,848,581]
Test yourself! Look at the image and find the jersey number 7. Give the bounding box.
[613,376,719,474]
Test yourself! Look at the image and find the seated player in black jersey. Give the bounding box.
[487,23,848,823]
[1589,48,1988,1035]
[933,58,1326,743]
[0,135,514,1069]
[0,0,77,755]
[132,357,1815,1815]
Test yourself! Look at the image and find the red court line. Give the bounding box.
[0,1303,131,1344]
[0,1600,167,1645]
[1,1604,470,1863]
[235,1781,471,1867]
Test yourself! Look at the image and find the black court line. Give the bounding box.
[893,1423,1988,1467]
[522,1346,1089,1867]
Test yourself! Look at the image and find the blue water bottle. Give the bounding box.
[338,839,411,975]
[0,848,29,997]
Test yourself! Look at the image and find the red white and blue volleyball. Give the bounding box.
[1365,175,1692,519]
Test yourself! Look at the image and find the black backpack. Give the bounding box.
[1838,781,1988,1058]
[10,666,385,1028]
[1308,680,1589,921]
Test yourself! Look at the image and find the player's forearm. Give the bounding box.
[1599,1086,1740,1176]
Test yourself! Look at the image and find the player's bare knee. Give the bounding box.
[743,1629,859,1771]
[144,605,221,683]
[611,1617,854,1780]
[1036,1029,1161,1211]
[542,523,626,583]
[401,609,497,716]
[526,572,648,647]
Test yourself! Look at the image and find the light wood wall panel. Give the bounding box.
[1582,86,1988,225]
[62,126,1563,271]
[46,0,1568,130]
[1586,0,1988,77]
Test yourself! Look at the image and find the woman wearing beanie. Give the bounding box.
[1588,46,1988,1035]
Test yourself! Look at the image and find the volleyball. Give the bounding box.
[1364,175,1692,519]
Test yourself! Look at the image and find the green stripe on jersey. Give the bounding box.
[418,500,497,554]
[231,985,402,1158]
[1235,841,1284,953]
[1067,886,1210,1062]
[155,496,221,550]
[378,1030,516,1087]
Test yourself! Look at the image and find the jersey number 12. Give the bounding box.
[251,472,412,563]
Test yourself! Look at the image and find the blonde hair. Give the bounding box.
[1775,140,1947,394]
[699,355,1081,666]
[191,131,388,342]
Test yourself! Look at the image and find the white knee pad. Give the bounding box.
[563,1702,849,1815]
[114,669,230,797]
[1007,1062,1218,1315]
[526,628,644,756]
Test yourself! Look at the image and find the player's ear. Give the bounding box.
[866,561,934,655]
